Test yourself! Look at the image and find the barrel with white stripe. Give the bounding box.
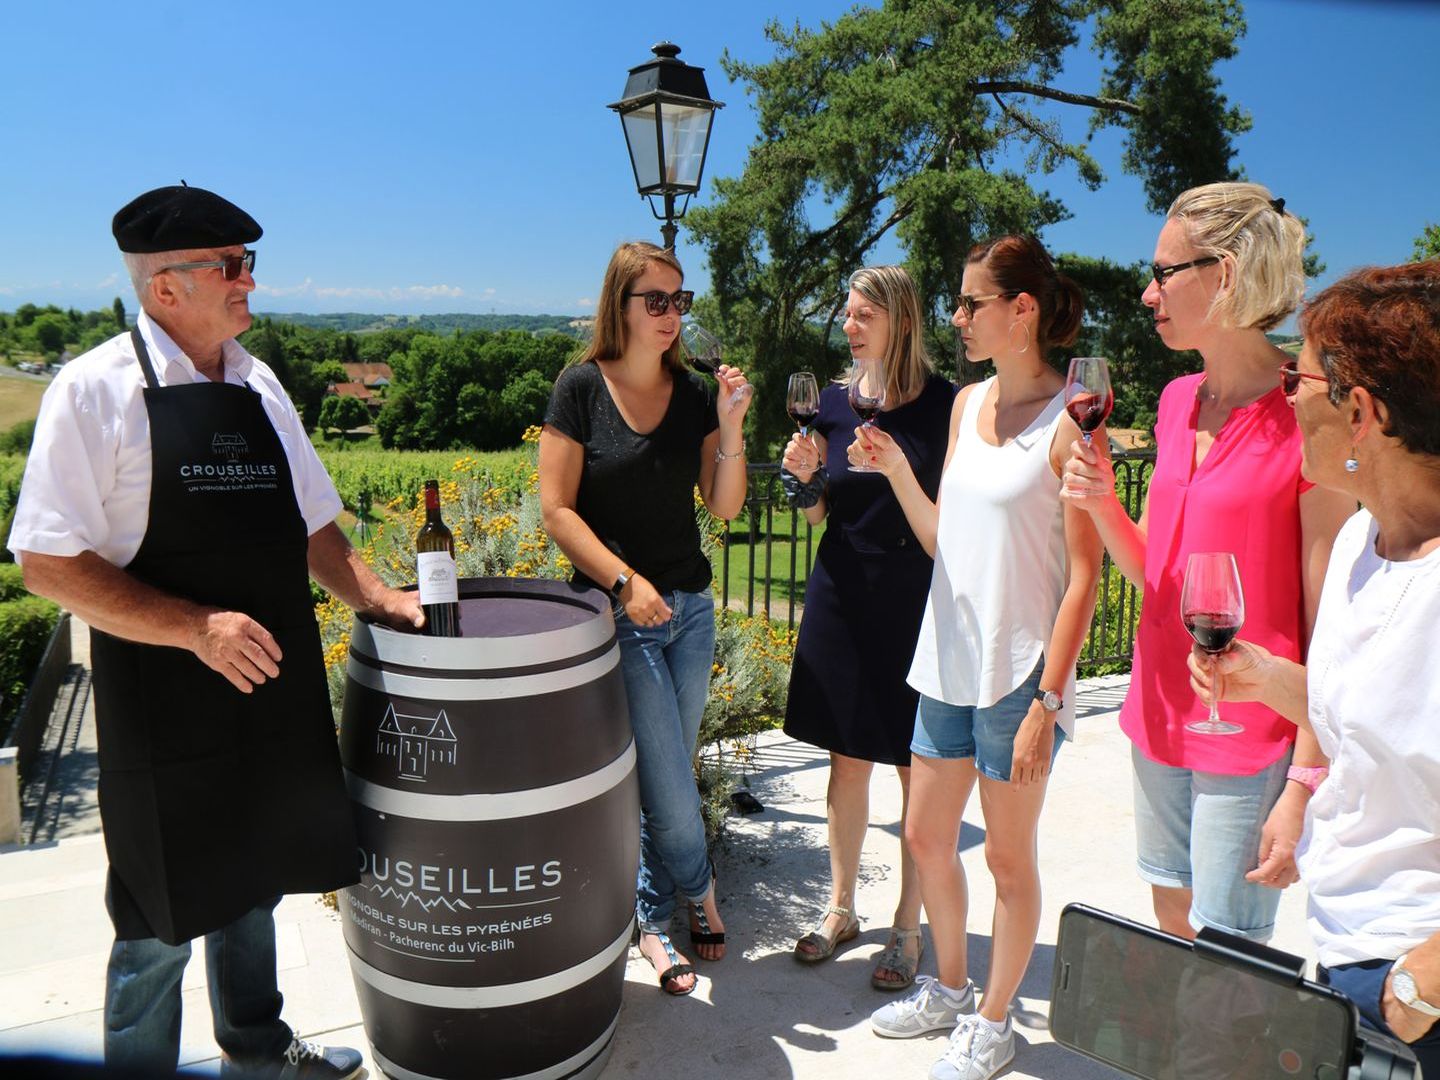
[337,578,638,1080]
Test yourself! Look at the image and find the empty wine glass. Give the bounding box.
[846,359,886,473]
[786,372,820,437]
[681,321,751,408]
[1181,552,1246,735]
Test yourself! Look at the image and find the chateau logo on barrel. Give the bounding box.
[377,703,457,782]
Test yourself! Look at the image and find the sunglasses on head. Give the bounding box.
[1150,255,1219,287]
[954,291,1017,318]
[155,249,257,282]
[1278,363,1329,397]
[624,289,694,316]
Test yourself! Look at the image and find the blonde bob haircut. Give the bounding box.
[845,265,935,405]
[1167,181,1307,332]
[573,241,687,371]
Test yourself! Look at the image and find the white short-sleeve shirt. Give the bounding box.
[7,311,342,568]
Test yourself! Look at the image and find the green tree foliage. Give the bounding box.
[1415,224,1440,261]
[318,394,372,433]
[112,297,127,327]
[30,313,69,355]
[686,0,1251,449]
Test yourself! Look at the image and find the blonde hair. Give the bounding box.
[573,241,686,371]
[1167,182,1306,332]
[845,265,935,405]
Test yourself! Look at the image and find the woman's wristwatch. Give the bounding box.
[608,568,632,600]
[1392,954,1440,1017]
[1034,689,1063,713]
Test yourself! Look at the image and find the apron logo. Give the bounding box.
[211,432,249,461]
[377,703,457,782]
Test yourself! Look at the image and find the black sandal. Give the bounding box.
[640,931,696,996]
[688,862,726,960]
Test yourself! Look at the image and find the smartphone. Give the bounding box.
[1050,904,1356,1080]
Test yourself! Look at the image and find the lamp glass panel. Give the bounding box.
[621,105,662,190]
[660,102,712,187]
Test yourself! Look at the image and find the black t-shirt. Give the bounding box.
[544,360,719,594]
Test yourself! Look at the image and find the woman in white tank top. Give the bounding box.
[857,236,1104,1080]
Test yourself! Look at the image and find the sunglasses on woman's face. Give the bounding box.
[953,291,1016,319]
[155,249,257,282]
[624,289,694,316]
[1278,363,1329,397]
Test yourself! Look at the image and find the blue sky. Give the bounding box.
[2,0,1436,320]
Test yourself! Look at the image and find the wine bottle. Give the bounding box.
[415,479,461,637]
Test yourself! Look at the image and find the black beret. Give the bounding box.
[112,183,262,254]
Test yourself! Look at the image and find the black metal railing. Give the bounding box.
[716,451,1156,672]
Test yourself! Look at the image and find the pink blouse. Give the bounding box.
[1119,373,1313,774]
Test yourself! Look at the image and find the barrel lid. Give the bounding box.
[351,578,615,670]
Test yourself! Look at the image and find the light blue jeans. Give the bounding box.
[104,886,291,1072]
[1130,745,1292,941]
[613,587,716,934]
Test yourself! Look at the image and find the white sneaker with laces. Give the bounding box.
[930,1013,1015,1080]
[870,975,976,1038]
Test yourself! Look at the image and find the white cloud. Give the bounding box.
[577,297,594,308]
[0,286,14,296]
[484,287,497,296]
[95,273,119,288]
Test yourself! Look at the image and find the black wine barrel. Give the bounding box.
[338,578,638,1080]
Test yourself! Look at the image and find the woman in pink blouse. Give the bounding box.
[1063,182,1352,943]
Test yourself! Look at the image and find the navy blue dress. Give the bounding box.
[783,374,956,765]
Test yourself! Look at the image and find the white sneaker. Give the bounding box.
[930,1014,1016,1080]
[870,975,976,1038]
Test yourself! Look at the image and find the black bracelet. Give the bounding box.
[781,465,827,509]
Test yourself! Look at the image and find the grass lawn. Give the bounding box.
[0,377,48,430]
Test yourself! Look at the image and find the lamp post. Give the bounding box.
[609,42,724,251]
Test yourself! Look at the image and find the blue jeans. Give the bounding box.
[105,885,291,1073]
[613,588,716,934]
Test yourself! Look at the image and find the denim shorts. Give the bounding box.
[1130,744,1291,941]
[910,665,1065,782]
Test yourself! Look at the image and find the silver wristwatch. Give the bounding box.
[1392,954,1440,1017]
[1034,689,1063,713]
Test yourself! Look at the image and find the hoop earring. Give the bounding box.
[1008,322,1031,354]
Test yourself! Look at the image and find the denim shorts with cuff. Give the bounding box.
[910,665,1065,782]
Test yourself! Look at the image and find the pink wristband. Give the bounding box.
[1286,765,1328,793]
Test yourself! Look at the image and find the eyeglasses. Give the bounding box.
[1151,256,1220,287]
[1278,363,1329,398]
[624,289,694,316]
[154,249,257,282]
[954,292,1016,319]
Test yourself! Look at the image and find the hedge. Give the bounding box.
[0,594,61,737]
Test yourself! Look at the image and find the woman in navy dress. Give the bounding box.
[781,265,955,990]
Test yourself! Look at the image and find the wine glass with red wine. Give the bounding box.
[681,321,752,409]
[1181,552,1246,735]
[1065,356,1114,446]
[846,359,886,473]
[787,372,820,437]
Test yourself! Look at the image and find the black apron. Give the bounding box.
[90,329,357,945]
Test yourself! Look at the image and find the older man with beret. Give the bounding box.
[8,184,422,1078]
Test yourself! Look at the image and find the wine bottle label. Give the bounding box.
[417,551,459,605]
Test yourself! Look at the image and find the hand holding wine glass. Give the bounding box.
[1181,552,1246,735]
[846,359,886,473]
[787,372,820,437]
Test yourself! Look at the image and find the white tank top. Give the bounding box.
[907,376,1076,736]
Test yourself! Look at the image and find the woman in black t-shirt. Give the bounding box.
[540,241,752,997]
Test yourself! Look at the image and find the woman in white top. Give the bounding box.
[860,235,1103,1080]
[1188,261,1440,1073]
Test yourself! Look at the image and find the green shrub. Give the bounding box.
[0,563,26,602]
[0,595,61,732]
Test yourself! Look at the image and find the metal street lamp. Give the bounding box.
[609,41,724,251]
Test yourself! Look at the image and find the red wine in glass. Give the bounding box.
[1066,390,1114,435]
[846,360,886,473]
[1181,552,1245,735]
[786,372,820,436]
[1065,356,1113,445]
[681,321,751,409]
